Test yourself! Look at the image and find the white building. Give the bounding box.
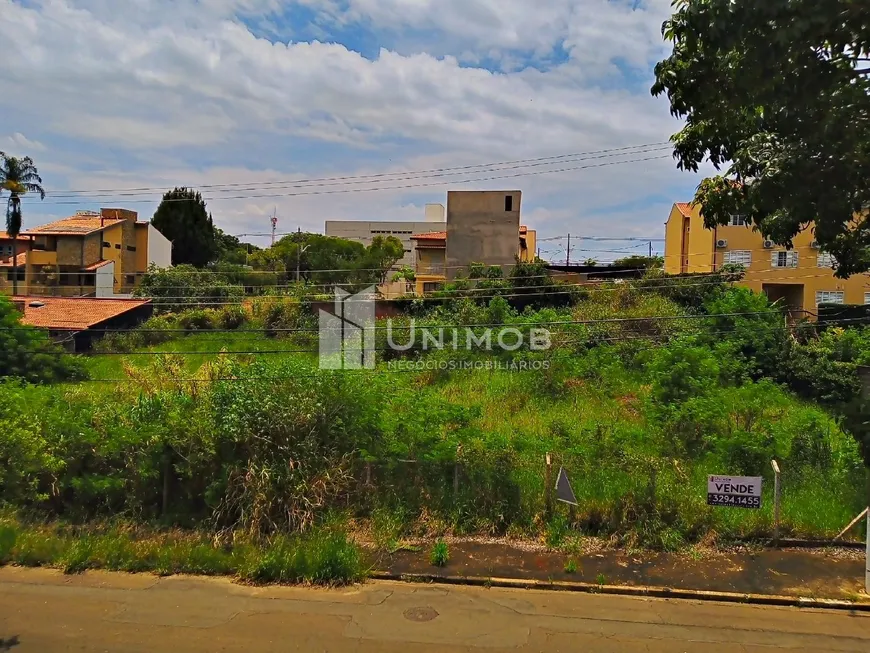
[325,204,446,269]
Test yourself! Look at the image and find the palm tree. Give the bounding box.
[0,152,45,295]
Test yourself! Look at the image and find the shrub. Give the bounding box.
[647,339,720,405]
[0,296,85,383]
[177,309,216,331]
[261,298,302,337]
[139,315,176,346]
[218,305,248,330]
[135,264,244,313]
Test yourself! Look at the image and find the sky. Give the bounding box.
[0,0,711,262]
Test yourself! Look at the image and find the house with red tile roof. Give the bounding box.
[12,295,153,351]
[1,208,171,298]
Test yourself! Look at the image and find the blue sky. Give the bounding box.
[0,0,707,261]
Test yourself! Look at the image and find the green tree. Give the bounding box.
[652,0,870,276]
[361,236,405,284]
[134,264,244,312]
[0,152,45,295]
[214,228,258,266]
[0,296,84,383]
[612,255,663,269]
[151,188,217,267]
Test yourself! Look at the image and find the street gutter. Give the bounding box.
[370,571,870,612]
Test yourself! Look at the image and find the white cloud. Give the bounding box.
[0,0,700,246]
[0,132,47,154]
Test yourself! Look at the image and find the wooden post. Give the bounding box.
[365,461,372,487]
[857,366,870,594]
[454,445,462,495]
[162,448,171,517]
[771,459,781,547]
[544,453,553,520]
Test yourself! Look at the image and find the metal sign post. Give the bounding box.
[771,460,781,547]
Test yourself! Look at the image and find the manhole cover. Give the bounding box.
[403,607,439,622]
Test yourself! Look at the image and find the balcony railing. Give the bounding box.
[416,264,445,275]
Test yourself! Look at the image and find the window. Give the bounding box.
[126,245,136,252]
[817,252,835,268]
[102,241,110,248]
[816,291,844,306]
[125,274,136,285]
[771,251,798,268]
[723,250,751,266]
[423,282,443,293]
[115,244,121,249]
[865,292,870,305]
[730,215,747,226]
[505,195,513,212]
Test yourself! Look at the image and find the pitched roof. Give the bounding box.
[675,202,694,217]
[22,216,126,236]
[0,231,28,241]
[14,296,151,330]
[411,231,447,240]
[81,259,114,271]
[0,252,27,268]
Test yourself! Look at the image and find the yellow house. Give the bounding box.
[6,208,172,298]
[664,202,870,311]
[409,225,536,295]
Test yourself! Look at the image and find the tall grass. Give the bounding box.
[0,517,365,585]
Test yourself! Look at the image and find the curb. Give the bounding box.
[370,571,870,612]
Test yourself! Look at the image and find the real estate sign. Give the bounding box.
[707,475,762,509]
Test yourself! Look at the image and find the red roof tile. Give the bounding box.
[675,202,694,217]
[81,259,114,271]
[14,296,151,330]
[411,231,447,240]
[0,232,28,241]
[22,216,126,237]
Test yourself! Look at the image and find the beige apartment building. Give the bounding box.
[409,191,536,295]
[664,202,870,312]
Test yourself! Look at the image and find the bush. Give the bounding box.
[0,296,85,383]
[261,298,302,337]
[177,309,216,331]
[135,264,244,313]
[218,305,248,330]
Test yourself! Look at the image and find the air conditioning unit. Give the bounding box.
[810,240,820,249]
[715,239,728,248]
[763,240,775,249]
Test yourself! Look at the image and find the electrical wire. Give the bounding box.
[22,154,674,206]
[21,143,671,199]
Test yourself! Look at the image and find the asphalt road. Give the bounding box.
[1,567,869,652]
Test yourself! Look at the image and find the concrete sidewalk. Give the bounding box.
[1,566,870,652]
[382,541,869,602]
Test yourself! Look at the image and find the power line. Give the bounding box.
[21,154,674,206]
[23,143,671,199]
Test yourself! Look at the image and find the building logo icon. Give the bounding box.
[318,286,376,369]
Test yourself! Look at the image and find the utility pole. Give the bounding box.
[566,234,571,267]
[296,226,310,284]
[296,226,302,283]
[649,241,653,258]
[270,207,278,247]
